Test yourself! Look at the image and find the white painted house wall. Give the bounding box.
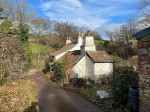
[94,63,113,80]
[73,56,87,78]
[73,54,114,81]
[85,54,95,80]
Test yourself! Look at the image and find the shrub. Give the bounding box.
[69,78,86,88]
[111,67,138,106]
[42,58,51,74]
[42,68,47,74]
[112,55,125,67]
[86,78,95,88]
[24,42,32,70]
[53,62,65,83]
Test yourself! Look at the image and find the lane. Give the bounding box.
[28,72,103,112]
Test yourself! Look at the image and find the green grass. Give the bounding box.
[30,43,50,54]
[30,43,54,70]
[94,40,105,50]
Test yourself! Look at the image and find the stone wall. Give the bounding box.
[138,35,150,112]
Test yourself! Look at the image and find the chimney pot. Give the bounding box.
[86,31,90,36]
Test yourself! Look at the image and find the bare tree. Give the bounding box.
[139,0,150,25]
[0,0,36,24]
[105,30,115,45]
[90,31,102,40]
[55,22,78,42]
[119,19,137,59]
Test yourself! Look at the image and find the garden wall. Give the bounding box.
[138,35,150,112]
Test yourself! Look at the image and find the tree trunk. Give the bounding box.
[125,36,130,59]
[37,39,40,67]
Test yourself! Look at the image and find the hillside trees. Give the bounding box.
[105,19,138,60]
[105,30,115,45]
[55,22,78,41]
[36,20,79,51]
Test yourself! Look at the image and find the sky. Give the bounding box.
[27,0,139,37]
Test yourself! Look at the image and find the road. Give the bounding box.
[28,72,104,112]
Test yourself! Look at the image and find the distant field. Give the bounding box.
[30,42,54,70]
[0,79,38,112]
[30,43,50,54]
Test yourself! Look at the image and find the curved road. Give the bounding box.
[29,72,104,112]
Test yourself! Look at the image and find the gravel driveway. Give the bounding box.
[28,72,104,112]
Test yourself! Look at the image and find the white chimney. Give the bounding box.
[83,31,96,51]
[66,37,71,45]
[78,32,84,45]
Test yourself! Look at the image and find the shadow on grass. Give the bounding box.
[24,102,40,112]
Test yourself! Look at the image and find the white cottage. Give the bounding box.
[50,31,114,81]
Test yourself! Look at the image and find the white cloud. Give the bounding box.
[87,0,137,4]
[41,0,82,11]
[39,0,138,39]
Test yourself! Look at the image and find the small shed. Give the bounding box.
[134,27,150,112]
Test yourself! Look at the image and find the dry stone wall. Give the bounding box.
[138,35,150,112]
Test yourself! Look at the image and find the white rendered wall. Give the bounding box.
[84,45,96,51]
[85,54,95,80]
[73,55,114,81]
[73,54,95,80]
[94,63,113,80]
[73,56,86,78]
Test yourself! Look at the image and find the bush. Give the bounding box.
[42,68,47,74]
[53,62,65,83]
[69,78,86,88]
[86,78,95,88]
[24,42,32,70]
[42,58,51,74]
[111,67,138,106]
[112,55,126,67]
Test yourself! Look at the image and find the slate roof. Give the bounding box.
[86,51,113,63]
[51,43,76,56]
[134,27,150,39]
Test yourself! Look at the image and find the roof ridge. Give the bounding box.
[51,43,77,56]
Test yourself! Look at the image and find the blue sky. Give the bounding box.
[28,0,139,34]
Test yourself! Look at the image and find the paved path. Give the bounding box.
[28,72,104,112]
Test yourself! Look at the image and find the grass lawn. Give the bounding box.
[0,79,38,112]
